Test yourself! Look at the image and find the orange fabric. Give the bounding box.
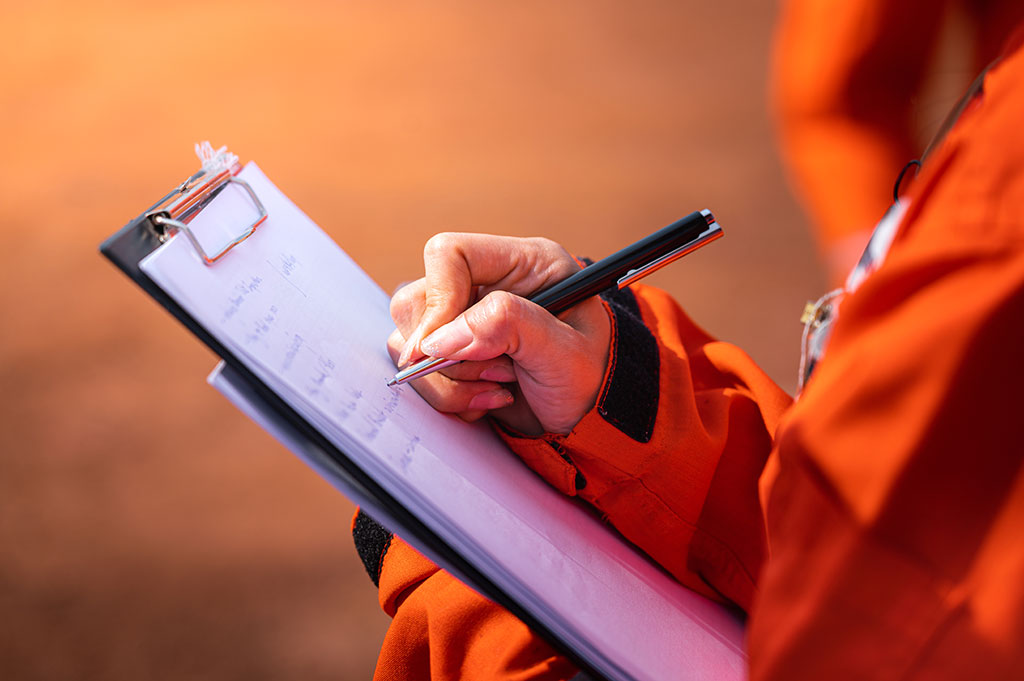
[374,536,576,681]
[772,0,1024,282]
[371,285,792,681]
[749,41,1024,679]
[371,29,1024,681]
[504,285,792,612]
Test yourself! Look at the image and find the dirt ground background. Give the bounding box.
[1,2,825,678]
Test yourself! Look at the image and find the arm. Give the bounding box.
[750,46,1024,678]
[353,512,575,681]
[389,234,790,606]
[772,0,946,281]
[361,235,790,680]
[492,282,791,610]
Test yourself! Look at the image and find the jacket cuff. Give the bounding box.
[595,286,660,442]
[351,508,394,588]
[351,509,442,617]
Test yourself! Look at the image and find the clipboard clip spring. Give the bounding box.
[147,175,268,266]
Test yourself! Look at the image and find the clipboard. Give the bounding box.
[98,145,571,671]
[99,144,746,681]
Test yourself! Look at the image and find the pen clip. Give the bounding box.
[616,219,723,288]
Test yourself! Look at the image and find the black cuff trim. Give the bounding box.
[596,287,659,443]
[351,509,393,588]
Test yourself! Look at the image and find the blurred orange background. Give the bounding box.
[0,2,823,678]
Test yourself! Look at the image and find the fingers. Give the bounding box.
[395,233,581,367]
[390,279,427,338]
[438,355,517,383]
[386,232,611,434]
[386,328,516,417]
[421,290,571,366]
[415,290,611,433]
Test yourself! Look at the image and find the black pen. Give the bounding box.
[386,209,723,386]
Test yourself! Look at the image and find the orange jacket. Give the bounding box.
[362,29,1024,681]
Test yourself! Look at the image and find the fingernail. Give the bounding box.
[397,339,415,368]
[397,323,427,367]
[421,316,473,358]
[468,389,514,411]
[479,365,517,383]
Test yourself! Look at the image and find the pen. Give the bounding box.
[387,209,723,386]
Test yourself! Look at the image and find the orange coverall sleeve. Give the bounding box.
[496,284,792,611]
[365,283,791,681]
[773,0,943,252]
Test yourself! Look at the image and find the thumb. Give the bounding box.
[420,290,571,371]
[421,290,610,434]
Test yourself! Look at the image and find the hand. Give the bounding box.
[387,233,612,435]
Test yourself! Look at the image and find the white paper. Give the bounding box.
[143,163,745,681]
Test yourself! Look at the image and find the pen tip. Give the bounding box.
[386,377,398,387]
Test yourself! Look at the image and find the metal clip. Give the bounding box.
[148,176,267,265]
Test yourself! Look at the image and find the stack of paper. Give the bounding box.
[140,163,745,681]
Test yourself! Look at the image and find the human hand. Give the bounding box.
[387,233,611,435]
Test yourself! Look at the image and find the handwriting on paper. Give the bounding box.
[267,252,307,297]
[222,276,263,323]
[245,305,279,345]
[144,167,424,475]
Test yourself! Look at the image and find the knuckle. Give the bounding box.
[391,278,419,301]
[391,278,416,297]
[477,290,519,332]
[389,283,415,319]
[423,232,460,258]
[529,236,561,253]
[467,291,526,356]
[528,237,577,277]
[386,329,405,353]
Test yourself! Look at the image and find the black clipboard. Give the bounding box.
[98,153,612,681]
